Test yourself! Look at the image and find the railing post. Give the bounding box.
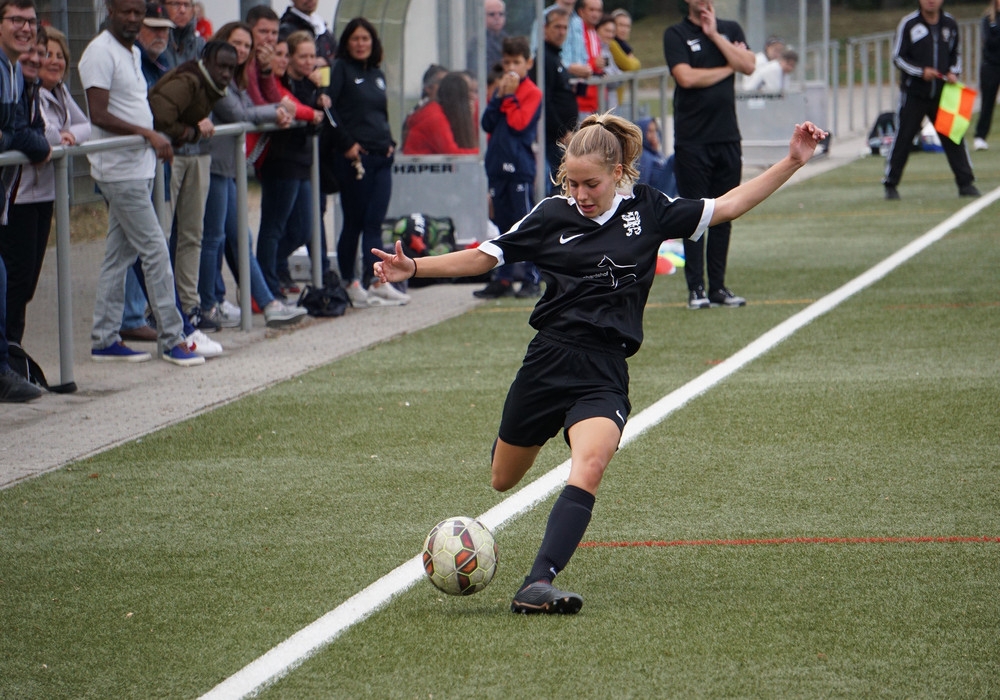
[310,133,322,287]
[831,41,839,138]
[154,159,169,236]
[53,153,75,390]
[235,127,252,331]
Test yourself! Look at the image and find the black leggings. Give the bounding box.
[975,62,1000,140]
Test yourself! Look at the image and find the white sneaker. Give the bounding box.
[345,280,369,308]
[219,299,242,326]
[974,137,989,151]
[264,299,308,328]
[367,281,410,306]
[186,329,223,358]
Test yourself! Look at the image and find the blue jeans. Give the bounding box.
[200,174,274,310]
[336,152,393,285]
[257,174,311,296]
[121,265,148,330]
[92,179,184,350]
[0,254,9,369]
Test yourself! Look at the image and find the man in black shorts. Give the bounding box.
[663,0,756,309]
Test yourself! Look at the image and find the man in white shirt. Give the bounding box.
[78,0,203,366]
[744,48,798,93]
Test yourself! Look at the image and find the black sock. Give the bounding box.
[522,484,595,588]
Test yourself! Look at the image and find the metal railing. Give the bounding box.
[7,21,986,387]
[0,121,323,388]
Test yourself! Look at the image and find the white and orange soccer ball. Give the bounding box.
[421,517,498,596]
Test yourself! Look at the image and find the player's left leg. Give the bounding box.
[511,417,621,615]
[566,416,622,494]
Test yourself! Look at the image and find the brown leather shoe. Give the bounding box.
[120,324,158,342]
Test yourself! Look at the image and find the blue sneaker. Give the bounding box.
[92,341,151,363]
[161,343,205,367]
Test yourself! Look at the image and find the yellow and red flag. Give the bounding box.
[934,82,978,144]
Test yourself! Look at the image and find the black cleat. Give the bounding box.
[510,581,583,615]
[958,184,981,197]
[884,185,900,200]
[708,287,746,307]
[473,279,514,299]
[515,281,542,298]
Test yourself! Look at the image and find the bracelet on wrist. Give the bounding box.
[410,258,418,280]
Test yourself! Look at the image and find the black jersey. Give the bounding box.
[663,17,747,145]
[479,185,713,357]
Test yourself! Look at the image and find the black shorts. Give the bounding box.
[498,332,631,448]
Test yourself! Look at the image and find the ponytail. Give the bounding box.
[554,112,642,196]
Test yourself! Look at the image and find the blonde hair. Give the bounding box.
[553,112,642,195]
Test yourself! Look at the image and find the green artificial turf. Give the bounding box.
[1,149,998,698]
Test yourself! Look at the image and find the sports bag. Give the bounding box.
[297,283,349,317]
[381,214,457,287]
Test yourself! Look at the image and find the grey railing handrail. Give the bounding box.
[3,119,318,389]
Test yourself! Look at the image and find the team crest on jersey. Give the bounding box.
[376,77,386,90]
[621,211,642,237]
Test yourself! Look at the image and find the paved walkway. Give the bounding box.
[0,134,867,489]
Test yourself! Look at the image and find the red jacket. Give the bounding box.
[402,101,477,155]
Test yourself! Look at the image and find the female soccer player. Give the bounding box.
[373,113,827,615]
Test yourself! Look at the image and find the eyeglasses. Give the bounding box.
[2,16,39,28]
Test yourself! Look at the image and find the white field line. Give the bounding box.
[200,188,1000,700]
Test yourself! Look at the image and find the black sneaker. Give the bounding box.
[510,581,583,615]
[0,367,42,403]
[188,306,220,333]
[688,288,710,310]
[959,184,981,197]
[708,287,746,307]
[515,281,542,298]
[473,279,514,299]
[884,185,900,200]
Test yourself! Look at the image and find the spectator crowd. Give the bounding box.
[0,0,988,403]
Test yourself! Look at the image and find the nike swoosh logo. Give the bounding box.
[559,233,584,244]
[354,78,365,84]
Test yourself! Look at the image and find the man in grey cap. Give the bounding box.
[138,2,174,84]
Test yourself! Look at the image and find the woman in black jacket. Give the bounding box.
[328,17,407,307]
[974,0,1000,150]
[255,30,327,299]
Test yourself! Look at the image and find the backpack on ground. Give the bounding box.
[297,273,350,317]
[381,213,457,287]
[868,111,898,155]
[7,343,77,394]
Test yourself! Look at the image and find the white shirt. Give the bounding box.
[744,59,785,93]
[78,30,156,182]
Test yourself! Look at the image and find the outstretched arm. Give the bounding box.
[710,121,828,225]
[372,241,498,284]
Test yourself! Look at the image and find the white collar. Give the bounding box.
[571,191,630,225]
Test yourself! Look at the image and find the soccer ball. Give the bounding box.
[422,516,498,596]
